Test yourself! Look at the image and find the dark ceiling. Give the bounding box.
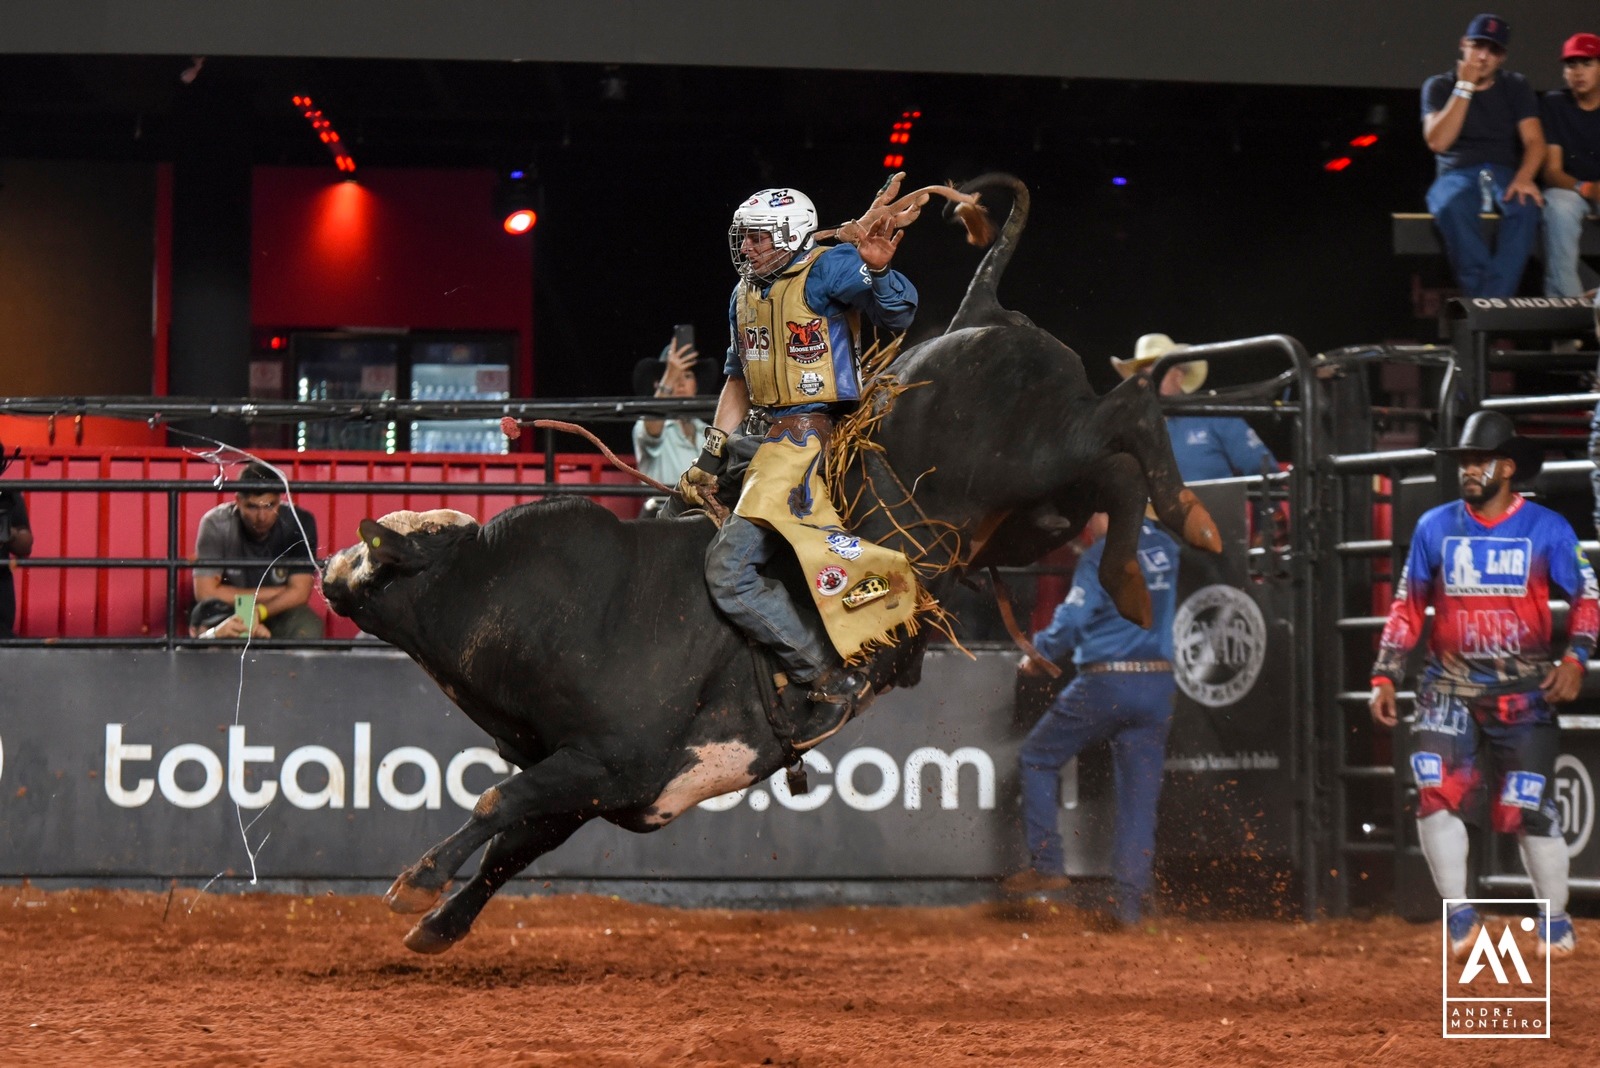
[0,51,1431,412]
[0,54,1403,172]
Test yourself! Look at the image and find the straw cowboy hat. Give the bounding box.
[1108,333,1209,394]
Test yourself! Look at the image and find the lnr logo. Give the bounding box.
[1442,899,1550,1039]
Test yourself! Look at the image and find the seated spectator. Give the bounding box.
[188,598,271,640]
[632,331,708,516]
[1421,13,1545,298]
[0,442,32,639]
[193,461,323,639]
[1541,33,1600,298]
[1111,333,1278,482]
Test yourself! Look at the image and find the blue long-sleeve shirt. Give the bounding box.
[1165,415,1277,482]
[1031,521,1179,665]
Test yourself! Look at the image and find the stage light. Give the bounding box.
[292,94,356,175]
[1111,176,1128,186]
[1350,133,1379,148]
[1323,157,1353,172]
[495,168,542,235]
[880,108,921,169]
[503,209,537,234]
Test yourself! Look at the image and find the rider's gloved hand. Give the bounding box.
[677,426,729,508]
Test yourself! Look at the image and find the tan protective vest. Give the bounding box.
[734,247,861,408]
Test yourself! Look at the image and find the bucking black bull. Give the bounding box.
[320,174,1217,952]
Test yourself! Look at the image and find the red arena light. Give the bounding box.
[1323,157,1353,172]
[1350,133,1380,148]
[292,94,356,176]
[881,108,921,169]
[503,209,537,235]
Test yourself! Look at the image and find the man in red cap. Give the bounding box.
[1421,13,1546,297]
[1541,32,1600,296]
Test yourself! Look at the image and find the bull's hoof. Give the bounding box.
[1109,560,1153,628]
[384,873,442,915]
[403,920,463,955]
[1177,490,1222,554]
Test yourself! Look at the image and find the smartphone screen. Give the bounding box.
[234,594,257,627]
[673,323,695,352]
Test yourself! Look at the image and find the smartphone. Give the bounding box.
[234,594,257,628]
[673,323,695,352]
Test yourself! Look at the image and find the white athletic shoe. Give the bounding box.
[1537,912,1576,960]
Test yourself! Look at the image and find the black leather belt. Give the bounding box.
[1077,660,1173,674]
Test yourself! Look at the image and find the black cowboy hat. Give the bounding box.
[1435,410,1543,482]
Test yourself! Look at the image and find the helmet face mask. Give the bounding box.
[729,188,817,282]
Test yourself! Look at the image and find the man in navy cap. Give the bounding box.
[1421,14,1546,297]
[1540,32,1600,296]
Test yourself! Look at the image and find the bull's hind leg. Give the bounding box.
[1093,453,1155,628]
[403,812,592,954]
[1091,375,1220,554]
[386,747,625,918]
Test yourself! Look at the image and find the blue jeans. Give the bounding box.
[1019,670,1175,922]
[1543,187,1590,297]
[1426,163,1540,297]
[705,512,834,683]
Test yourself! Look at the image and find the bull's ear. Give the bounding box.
[358,518,429,574]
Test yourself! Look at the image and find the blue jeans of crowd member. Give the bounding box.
[705,512,834,683]
[1543,187,1592,297]
[1426,163,1540,298]
[1019,670,1176,924]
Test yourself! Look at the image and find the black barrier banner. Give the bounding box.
[0,647,1034,880]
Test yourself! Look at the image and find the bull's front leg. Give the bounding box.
[385,747,625,917]
[402,811,593,954]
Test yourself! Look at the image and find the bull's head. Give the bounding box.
[321,509,478,623]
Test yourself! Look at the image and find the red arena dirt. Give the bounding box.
[0,886,1592,1066]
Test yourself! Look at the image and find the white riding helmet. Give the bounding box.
[728,188,818,282]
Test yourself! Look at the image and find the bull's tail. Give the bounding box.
[944,173,1030,333]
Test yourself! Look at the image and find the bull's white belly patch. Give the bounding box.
[642,741,762,826]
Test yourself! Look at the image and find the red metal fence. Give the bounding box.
[10,446,644,639]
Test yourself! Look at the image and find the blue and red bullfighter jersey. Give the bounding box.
[1373,495,1599,697]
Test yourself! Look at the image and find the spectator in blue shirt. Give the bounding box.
[1540,33,1600,297]
[1421,13,1546,298]
[1111,333,1277,483]
[1002,513,1179,928]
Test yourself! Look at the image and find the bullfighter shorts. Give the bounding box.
[1408,686,1561,836]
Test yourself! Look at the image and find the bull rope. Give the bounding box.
[499,416,673,494]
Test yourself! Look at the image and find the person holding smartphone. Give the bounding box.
[631,325,709,514]
[192,461,323,639]
[0,443,33,639]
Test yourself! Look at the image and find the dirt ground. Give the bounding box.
[0,885,1591,1067]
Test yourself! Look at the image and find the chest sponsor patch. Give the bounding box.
[797,371,825,396]
[786,318,827,364]
[1441,536,1531,596]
